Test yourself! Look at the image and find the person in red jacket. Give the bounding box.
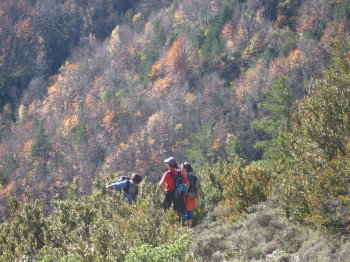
[158,157,189,223]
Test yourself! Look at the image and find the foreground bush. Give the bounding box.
[0,180,188,261]
[196,155,272,224]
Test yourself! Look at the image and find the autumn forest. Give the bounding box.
[0,0,350,261]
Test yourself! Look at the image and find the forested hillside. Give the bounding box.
[0,0,350,260]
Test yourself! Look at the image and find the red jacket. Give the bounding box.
[162,169,188,191]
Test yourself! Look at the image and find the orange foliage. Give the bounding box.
[102,110,120,134]
[148,62,164,80]
[48,83,59,95]
[164,35,194,77]
[67,63,79,73]
[268,55,290,79]
[92,76,103,91]
[222,22,234,40]
[102,110,116,126]
[14,18,31,39]
[296,1,329,33]
[211,138,221,151]
[23,139,33,156]
[64,114,79,133]
[166,38,184,71]
[85,94,94,107]
[322,21,347,42]
[287,49,305,66]
[135,111,142,117]
[3,183,14,197]
[268,49,305,81]
[174,7,188,26]
[153,78,171,96]
[24,120,32,130]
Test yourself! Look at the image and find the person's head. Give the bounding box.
[164,157,178,169]
[131,173,142,185]
[181,162,193,174]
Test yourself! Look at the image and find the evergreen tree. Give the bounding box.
[251,76,294,159]
[31,117,51,174]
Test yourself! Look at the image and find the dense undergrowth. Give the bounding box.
[0,0,350,261]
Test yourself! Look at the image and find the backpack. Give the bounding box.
[186,173,201,198]
[168,171,188,199]
[118,176,138,196]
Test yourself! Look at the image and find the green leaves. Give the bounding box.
[0,180,188,261]
[251,76,294,159]
[277,39,350,231]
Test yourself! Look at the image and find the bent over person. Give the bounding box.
[106,173,143,205]
[158,157,189,223]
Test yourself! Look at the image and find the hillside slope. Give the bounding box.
[0,0,349,217]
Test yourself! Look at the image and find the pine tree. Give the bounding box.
[251,76,294,159]
[31,117,51,174]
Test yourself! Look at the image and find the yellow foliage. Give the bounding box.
[148,113,162,127]
[226,40,235,52]
[119,142,128,150]
[148,138,155,145]
[154,78,171,96]
[242,35,260,60]
[182,139,190,146]
[132,13,141,24]
[226,133,235,144]
[255,8,264,23]
[148,63,164,80]
[18,104,26,120]
[4,183,14,196]
[64,114,79,133]
[109,25,120,54]
[287,49,305,65]
[24,139,33,156]
[174,9,187,26]
[175,123,183,130]
[185,93,196,105]
[211,139,221,151]
[147,112,163,133]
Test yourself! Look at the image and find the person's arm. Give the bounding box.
[158,173,167,191]
[106,180,128,190]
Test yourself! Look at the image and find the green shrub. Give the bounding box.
[336,0,350,21]
[0,179,188,261]
[277,39,350,231]
[125,234,193,262]
[0,154,17,186]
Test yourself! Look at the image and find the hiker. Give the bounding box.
[158,157,189,223]
[182,162,200,228]
[106,173,143,205]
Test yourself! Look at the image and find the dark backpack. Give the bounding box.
[186,174,201,198]
[118,176,138,196]
[168,171,187,199]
